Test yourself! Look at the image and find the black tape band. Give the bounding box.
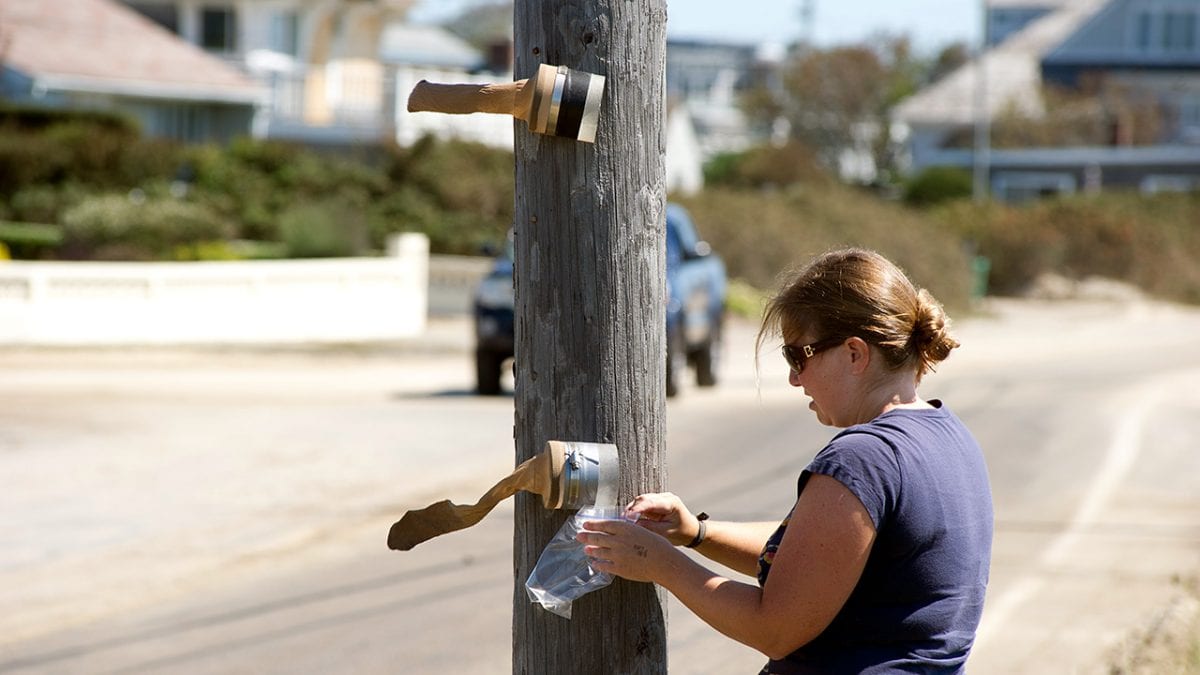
[554,69,590,140]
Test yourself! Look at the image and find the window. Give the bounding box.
[1163,11,1196,52]
[1141,175,1200,194]
[128,2,179,33]
[1136,11,1152,51]
[269,11,300,57]
[200,6,237,52]
[1181,95,1200,140]
[1134,6,1198,54]
[993,172,1077,203]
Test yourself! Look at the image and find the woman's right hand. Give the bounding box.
[625,492,701,547]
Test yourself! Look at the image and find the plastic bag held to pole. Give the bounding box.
[406,64,605,143]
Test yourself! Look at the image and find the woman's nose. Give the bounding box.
[788,368,803,387]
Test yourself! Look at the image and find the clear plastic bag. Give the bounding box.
[525,506,632,619]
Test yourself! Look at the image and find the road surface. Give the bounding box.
[2,297,1198,673]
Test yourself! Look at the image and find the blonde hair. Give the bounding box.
[758,248,960,379]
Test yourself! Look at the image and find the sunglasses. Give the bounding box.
[781,336,846,373]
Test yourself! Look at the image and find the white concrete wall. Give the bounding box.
[0,233,429,346]
[666,106,704,195]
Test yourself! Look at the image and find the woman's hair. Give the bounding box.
[758,248,960,379]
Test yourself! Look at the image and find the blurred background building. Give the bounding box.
[895,0,1200,200]
[0,0,263,141]
[4,0,1195,199]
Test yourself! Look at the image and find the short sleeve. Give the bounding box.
[805,431,901,531]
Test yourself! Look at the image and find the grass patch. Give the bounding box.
[0,220,63,246]
[1107,575,1200,675]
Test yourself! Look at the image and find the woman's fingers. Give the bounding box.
[623,493,698,545]
[580,519,619,535]
[626,493,685,521]
[578,520,669,583]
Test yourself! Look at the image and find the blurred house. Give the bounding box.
[41,0,748,192]
[895,0,1200,200]
[119,0,420,144]
[666,39,768,161]
[0,0,263,141]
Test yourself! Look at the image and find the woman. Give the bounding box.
[579,248,993,673]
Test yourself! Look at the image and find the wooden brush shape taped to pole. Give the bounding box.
[406,63,605,143]
[386,440,619,551]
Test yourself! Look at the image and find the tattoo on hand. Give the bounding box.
[634,544,648,558]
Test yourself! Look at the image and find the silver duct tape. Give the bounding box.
[593,442,619,508]
[558,441,620,509]
[546,66,567,135]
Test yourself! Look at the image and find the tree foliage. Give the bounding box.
[944,76,1167,149]
[743,36,972,184]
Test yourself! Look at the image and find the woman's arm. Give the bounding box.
[687,520,779,577]
[581,474,875,659]
[623,492,777,576]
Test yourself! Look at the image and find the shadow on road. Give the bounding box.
[390,389,514,400]
[0,553,505,674]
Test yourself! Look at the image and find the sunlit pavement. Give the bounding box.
[1,298,1198,673]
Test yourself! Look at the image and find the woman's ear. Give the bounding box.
[845,337,872,374]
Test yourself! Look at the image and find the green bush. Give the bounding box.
[385,136,514,251]
[60,194,233,260]
[186,143,294,240]
[0,117,518,260]
[0,132,73,194]
[0,104,138,134]
[903,167,973,206]
[42,121,139,186]
[0,106,183,199]
[676,185,975,314]
[278,196,369,258]
[9,183,89,224]
[0,220,63,259]
[932,191,1200,303]
[5,107,1197,310]
[702,142,829,190]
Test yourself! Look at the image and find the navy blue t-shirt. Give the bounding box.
[757,401,993,674]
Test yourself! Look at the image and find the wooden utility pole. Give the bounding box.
[512,2,669,674]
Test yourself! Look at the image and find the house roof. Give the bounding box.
[894,0,1109,127]
[0,0,262,105]
[988,0,1076,8]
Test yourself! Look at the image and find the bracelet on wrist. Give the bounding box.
[685,512,709,548]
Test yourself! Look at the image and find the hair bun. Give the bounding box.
[913,288,960,370]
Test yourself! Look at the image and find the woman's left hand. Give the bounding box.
[577,519,677,584]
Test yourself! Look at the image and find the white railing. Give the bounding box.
[0,234,429,346]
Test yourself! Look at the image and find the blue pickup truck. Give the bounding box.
[472,204,727,396]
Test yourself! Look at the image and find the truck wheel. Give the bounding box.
[695,323,721,388]
[476,349,503,395]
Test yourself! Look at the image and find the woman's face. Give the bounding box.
[785,331,850,427]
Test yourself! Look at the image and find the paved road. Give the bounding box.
[2,298,1199,673]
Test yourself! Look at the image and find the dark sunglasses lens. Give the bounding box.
[782,346,801,372]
